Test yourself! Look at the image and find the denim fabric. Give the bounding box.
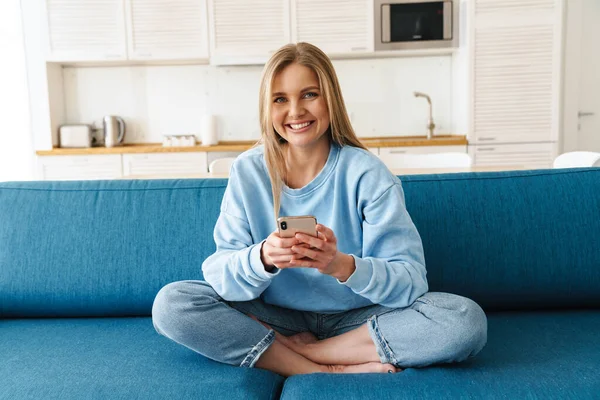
[152,281,487,368]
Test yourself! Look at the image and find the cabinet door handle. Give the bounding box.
[479,137,496,141]
[578,111,595,117]
[389,150,407,154]
[477,148,496,151]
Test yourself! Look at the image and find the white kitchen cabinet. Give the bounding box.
[122,153,208,176]
[470,0,563,144]
[378,145,468,169]
[378,145,467,169]
[43,0,210,62]
[468,142,556,169]
[207,0,291,65]
[37,155,123,180]
[125,0,209,60]
[44,0,128,62]
[291,0,371,55]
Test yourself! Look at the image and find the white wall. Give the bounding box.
[0,0,34,181]
[61,56,454,143]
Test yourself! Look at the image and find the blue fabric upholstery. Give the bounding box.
[0,317,284,400]
[400,168,600,310]
[3,312,598,399]
[280,310,600,400]
[1,168,599,399]
[1,169,599,317]
[0,179,227,317]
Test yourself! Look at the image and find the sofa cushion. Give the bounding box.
[279,310,600,399]
[0,317,284,400]
[0,179,227,317]
[400,168,600,310]
[1,168,599,317]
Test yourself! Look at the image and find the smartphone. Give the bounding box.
[277,215,317,238]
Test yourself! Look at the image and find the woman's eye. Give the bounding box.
[304,92,317,99]
[274,97,286,104]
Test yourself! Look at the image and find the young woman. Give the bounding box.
[152,42,487,377]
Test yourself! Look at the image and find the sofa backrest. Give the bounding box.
[1,168,599,317]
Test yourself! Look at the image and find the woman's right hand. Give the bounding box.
[260,231,306,271]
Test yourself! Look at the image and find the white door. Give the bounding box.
[470,0,562,145]
[290,0,371,55]
[44,0,128,62]
[125,0,209,60]
[207,0,290,65]
[563,0,600,152]
[38,155,123,180]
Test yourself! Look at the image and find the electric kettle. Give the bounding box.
[103,116,126,148]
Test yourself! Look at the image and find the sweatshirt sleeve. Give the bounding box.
[201,164,280,301]
[338,181,429,308]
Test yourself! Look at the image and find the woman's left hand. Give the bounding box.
[290,224,356,281]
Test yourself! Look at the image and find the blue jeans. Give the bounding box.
[152,280,487,369]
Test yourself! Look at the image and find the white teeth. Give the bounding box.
[289,121,311,130]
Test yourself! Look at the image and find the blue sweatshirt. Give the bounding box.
[201,143,428,313]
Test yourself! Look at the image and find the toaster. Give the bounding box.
[59,124,94,148]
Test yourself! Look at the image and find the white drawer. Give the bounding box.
[122,153,208,176]
[378,145,467,168]
[379,145,467,156]
[469,143,556,169]
[37,155,122,180]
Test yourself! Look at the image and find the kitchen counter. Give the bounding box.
[35,135,467,156]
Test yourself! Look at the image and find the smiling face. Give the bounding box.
[271,62,331,150]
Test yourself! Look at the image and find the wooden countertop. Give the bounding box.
[36,135,467,156]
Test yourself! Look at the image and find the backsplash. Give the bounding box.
[62,56,453,143]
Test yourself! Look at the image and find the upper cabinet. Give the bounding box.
[44,0,128,61]
[207,0,290,65]
[291,0,371,55]
[44,0,209,62]
[125,0,209,60]
[470,0,563,144]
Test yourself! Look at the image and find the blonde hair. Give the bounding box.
[258,42,367,221]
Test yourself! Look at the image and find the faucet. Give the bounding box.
[413,91,435,139]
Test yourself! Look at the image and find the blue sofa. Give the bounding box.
[1,168,599,399]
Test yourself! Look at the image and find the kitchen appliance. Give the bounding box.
[374,0,458,51]
[103,116,126,148]
[58,124,94,148]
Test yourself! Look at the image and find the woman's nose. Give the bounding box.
[288,99,305,119]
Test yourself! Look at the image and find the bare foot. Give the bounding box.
[326,362,401,374]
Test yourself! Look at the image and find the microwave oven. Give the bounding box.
[374,0,458,51]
